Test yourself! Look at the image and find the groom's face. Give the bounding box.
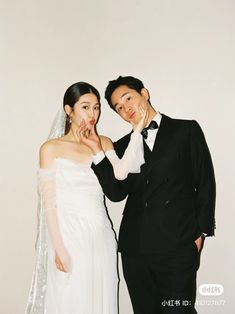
[111,85,150,125]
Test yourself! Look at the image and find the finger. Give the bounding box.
[80,119,86,128]
[84,127,90,138]
[77,129,85,141]
[81,126,90,139]
[144,109,148,121]
[77,124,86,137]
[89,124,96,135]
[55,262,62,271]
[195,240,201,252]
[78,123,87,133]
[142,109,147,119]
[139,106,145,117]
[57,261,67,272]
[60,263,67,273]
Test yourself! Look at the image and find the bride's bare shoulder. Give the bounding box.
[99,135,114,151]
[40,139,60,153]
[39,139,61,167]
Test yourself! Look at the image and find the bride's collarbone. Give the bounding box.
[53,140,92,163]
[55,138,92,151]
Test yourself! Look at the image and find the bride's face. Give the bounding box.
[69,93,101,128]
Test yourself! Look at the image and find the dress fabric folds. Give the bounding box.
[26,158,118,314]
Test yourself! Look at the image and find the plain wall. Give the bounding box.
[0,0,234,313]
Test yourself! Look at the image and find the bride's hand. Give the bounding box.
[131,106,148,133]
[77,121,102,154]
[55,252,71,273]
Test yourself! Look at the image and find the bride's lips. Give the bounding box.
[89,120,95,125]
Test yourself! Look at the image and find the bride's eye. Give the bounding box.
[82,105,89,110]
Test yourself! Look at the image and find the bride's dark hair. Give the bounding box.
[63,82,100,134]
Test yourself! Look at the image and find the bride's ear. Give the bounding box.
[64,105,73,116]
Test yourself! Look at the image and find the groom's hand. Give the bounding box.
[195,235,203,252]
[77,121,103,154]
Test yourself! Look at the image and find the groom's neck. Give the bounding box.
[147,106,157,125]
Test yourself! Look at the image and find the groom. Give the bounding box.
[92,76,216,313]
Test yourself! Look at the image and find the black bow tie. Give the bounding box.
[141,120,158,139]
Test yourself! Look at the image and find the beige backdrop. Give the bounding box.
[0,0,234,313]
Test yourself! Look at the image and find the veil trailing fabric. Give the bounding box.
[25,109,67,313]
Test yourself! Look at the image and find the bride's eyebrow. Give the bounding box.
[80,101,90,104]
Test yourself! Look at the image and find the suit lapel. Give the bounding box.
[147,114,174,166]
[143,140,152,161]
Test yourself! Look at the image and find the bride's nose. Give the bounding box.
[88,109,95,119]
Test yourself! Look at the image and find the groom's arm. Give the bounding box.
[190,120,216,236]
[91,154,128,201]
[92,154,150,202]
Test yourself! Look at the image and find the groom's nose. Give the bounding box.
[124,103,132,113]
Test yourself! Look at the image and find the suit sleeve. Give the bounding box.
[190,120,216,236]
[91,156,128,201]
[91,154,151,202]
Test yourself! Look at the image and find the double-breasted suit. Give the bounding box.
[92,114,215,252]
[92,113,216,313]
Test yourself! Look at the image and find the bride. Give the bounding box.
[26,82,147,314]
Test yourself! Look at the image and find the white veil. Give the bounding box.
[47,108,67,140]
[25,109,67,314]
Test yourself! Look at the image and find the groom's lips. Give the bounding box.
[129,112,135,119]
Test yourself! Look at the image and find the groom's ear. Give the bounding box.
[140,88,150,101]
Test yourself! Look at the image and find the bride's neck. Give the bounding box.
[66,125,80,142]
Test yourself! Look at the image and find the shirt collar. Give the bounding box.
[151,111,162,127]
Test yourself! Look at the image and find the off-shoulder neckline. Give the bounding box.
[39,157,92,171]
[55,157,92,166]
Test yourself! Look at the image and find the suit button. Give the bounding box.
[146,179,149,185]
[165,177,169,182]
[145,202,148,207]
[165,200,170,206]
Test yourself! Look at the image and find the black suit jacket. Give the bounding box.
[92,114,216,254]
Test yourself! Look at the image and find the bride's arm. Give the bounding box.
[39,141,71,273]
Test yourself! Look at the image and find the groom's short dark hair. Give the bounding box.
[105,76,145,110]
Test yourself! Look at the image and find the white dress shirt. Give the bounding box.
[144,112,162,151]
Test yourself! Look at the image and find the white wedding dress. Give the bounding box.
[26,131,144,314]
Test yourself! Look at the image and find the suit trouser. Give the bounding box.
[121,244,199,314]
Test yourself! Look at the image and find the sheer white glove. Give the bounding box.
[38,167,71,272]
[105,107,148,180]
[106,131,145,180]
